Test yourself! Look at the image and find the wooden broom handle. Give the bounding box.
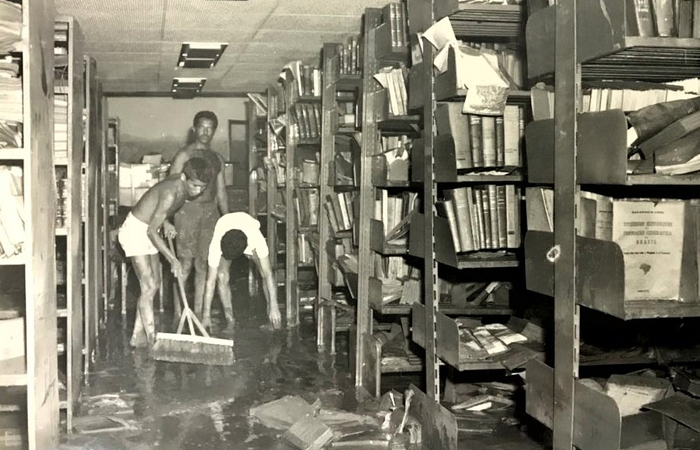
[167,235,211,338]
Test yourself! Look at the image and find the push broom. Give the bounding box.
[151,237,234,365]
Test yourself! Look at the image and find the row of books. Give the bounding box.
[436,103,525,169]
[330,240,354,287]
[333,134,359,186]
[0,76,21,124]
[375,254,419,304]
[55,175,68,229]
[291,102,322,140]
[375,65,409,117]
[336,92,358,128]
[461,41,525,91]
[0,165,24,259]
[374,189,418,246]
[294,187,319,229]
[382,2,408,50]
[631,0,700,38]
[531,83,698,120]
[54,94,68,159]
[326,191,357,234]
[441,184,522,252]
[0,0,21,54]
[337,35,361,76]
[526,187,612,241]
[283,61,322,99]
[298,232,316,266]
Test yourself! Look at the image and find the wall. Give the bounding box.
[107,97,247,163]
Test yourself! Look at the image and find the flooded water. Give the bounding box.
[59,275,357,450]
[57,274,545,450]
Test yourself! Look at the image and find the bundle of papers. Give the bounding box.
[0,0,21,54]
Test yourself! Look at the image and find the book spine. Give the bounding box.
[503,105,521,166]
[487,184,499,248]
[473,187,485,250]
[678,0,693,37]
[652,0,676,36]
[452,187,475,252]
[481,187,493,249]
[496,185,508,248]
[481,116,497,167]
[469,115,484,168]
[495,116,505,167]
[693,0,700,37]
[505,185,517,248]
[444,198,462,253]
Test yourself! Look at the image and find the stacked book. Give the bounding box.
[291,103,322,140]
[325,191,356,235]
[531,83,698,119]
[374,189,417,247]
[0,165,24,259]
[441,184,522,252]
[0,0,21,54]
[294,188,319,228]
[56,175,68,229]
[54,94,68,160]
[374,65,408,117]
[382,2,408,50]
[330,239,354,287]
[336,91,357,128]
[0,75,21,124]
[436,102,524,169]
[338,35,361,75]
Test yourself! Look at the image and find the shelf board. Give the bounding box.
[296,184,319,190]
[372,303,514,316]
[57,343,65,355]
[377,115,422,136]
[454,172,524,183]
[381,355,424,374]
[55,227,67,236]
[336,74,362,91]
[525,231,700,320]
[294,95,322,104]
[336,126,358,135]
[453,252,520,269]
[298,137,321,146]
[527,0,700,82]
[298,226,317,233]
[54,157,68,165]
[446,3,524,39]
[0,357,27,387]
[625,174,700,186]
[0,253,25,266]
[57,308,68,318]
[0,148,25,160]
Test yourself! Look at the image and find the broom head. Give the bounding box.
[151,332,235,366]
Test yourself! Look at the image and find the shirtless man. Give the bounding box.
[169,111,229,323]
[202,212,282,331]
[118,157,214,348]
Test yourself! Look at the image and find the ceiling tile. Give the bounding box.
[263,14,361,32]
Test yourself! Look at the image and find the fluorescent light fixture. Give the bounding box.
[171,77,206,99]
[177,42,228,69]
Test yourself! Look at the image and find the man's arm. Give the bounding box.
[169,148,190,175]
[251,251,281,329]
[200,263,218,324]
[146,192,180,273]
[216,154,229,215]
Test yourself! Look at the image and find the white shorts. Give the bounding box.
[118,212,158,257]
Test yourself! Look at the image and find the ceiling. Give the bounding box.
[54,0,388,95]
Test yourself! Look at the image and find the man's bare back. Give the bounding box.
[131,174,190,224]
[171,143,223,204]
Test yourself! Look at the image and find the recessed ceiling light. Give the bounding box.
[177,42,228,69]
[171,77,206,99]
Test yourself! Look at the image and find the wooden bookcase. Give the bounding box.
[0,1,59,448]
[82,56,104,382]
[246,101,265,295]
[265,87,286,305]
[522,1,700,449]
[54,15,85,433]
[316,43,362,353]
[100,116,119,317]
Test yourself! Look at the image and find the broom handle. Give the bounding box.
[168,236,211,338]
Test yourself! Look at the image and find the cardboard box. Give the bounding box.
[613,199,697,301]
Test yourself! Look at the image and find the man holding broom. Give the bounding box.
[118,157,215,348]
[201,211,282,331]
